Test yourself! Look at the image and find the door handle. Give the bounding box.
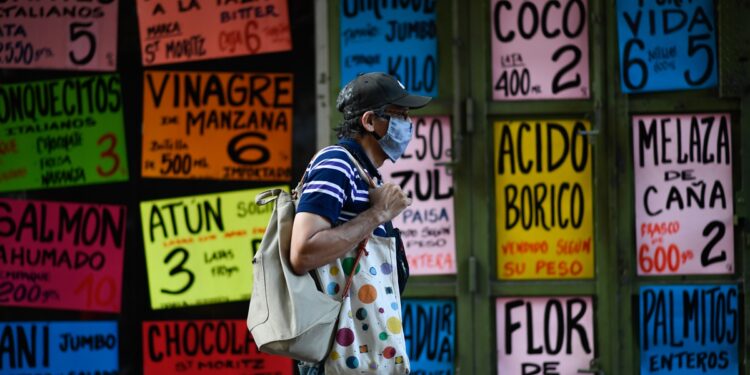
[577,358,604,375]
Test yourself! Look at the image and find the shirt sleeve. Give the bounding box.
[296,147,356,225]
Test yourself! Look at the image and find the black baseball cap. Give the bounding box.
[336,72,432,117]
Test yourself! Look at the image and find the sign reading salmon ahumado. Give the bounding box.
[142,320,293,374]
[0,75,129,193]
[0,321,118,375]
[339,1,437,96]
[402,299,455,374]
[0,0,118,70]
[380,117,455,275]
[141,71,292,182]
[490,0,590,100]
[616,0,718,93]
[136,0,291,66]
[139,187,281,309]
[497,297,594,374]
[639,285,739,374]
[633,114,733,275]
[494,120,593,280]
[0,199,126,312]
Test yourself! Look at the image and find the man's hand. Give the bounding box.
[368,183,412,222]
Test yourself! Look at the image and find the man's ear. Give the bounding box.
[361,111,376,132]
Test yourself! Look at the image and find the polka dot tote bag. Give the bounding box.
[315,235,410,374]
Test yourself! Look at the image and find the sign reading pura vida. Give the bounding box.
[616,0,718,93]
[339,0,437,96]
[494,120,593,280]
[0,198,126,312]
[136,0,291,65]
[633,113,733,275]
[141,71,293,182]
[490,0,590,100]
[0,0,119,70]
[640,285,739,374]
[139,187,280,309]
[380,116,456,275]
[0,75,129,193]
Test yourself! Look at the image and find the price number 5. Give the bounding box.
[69,22,97,66]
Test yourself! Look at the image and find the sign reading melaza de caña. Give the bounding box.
[494,120,594,280]
[0,321,118,375]
[497,297,594,375]
[633,113,733,275]
[143,320,293,374]
[136,0,291,65]
[490,0,590,100]
[380,116,456,275]
[142,71,293,182]
[0,198,126,313]
[640,285,739,374]
[139,187,282,309]
[0,75,129,193]
[0,0,118,70]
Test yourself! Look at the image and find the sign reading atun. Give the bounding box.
[141,71,293,182]
[494,119,594,280]
[632,113,733,275]
[0,75,129,193]
[0,0,119,70]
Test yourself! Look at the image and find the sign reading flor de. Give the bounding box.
[143,320,293,374]
[0,0,118,70]
[633,113,733,275]
[490,0,590,100]
[139,187,280,309]
[0,321,118,375]
[136,0,291,65]
[380,116,456,275]
[402,299,455,375]
[616,0,718,93]
[0,75,129,193]
[340,0,437,96]
[640,285,739,374]
[141,71,293,182]
[0,198,126,312]
[497,297,594,375]
[494,120,594,280]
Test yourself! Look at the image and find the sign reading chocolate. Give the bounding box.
[143,320,292,374]
[136,0,291,65]
[0,0,118,70]
[0,75,129,192]
[0,321,118,375]
[139,188,281,309]
[0,198,126,312]
[141,71,293,182]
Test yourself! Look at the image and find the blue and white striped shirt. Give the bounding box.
[297,139,388,236]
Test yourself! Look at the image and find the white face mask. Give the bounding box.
[375,116,412,162]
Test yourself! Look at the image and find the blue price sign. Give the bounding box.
[340,1,438,96]
[402,299,455,374]
[640,285,739,374]
[616,0,717,93]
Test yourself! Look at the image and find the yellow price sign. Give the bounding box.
[140,187,284,309]
[494,120,594,280]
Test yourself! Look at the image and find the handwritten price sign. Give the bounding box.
[139,187,282,310]
[136,0,291,65]
[0,75,129,193]
[0,0,118,70]
[490,0,590,100]
[633,113,734,275]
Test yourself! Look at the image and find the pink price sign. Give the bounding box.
[633,113,734,275]
[0,198,126,312]
[0,0,118,70]
[380,116,456,275]
[136,0,292,65]
[490,0,590,100]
